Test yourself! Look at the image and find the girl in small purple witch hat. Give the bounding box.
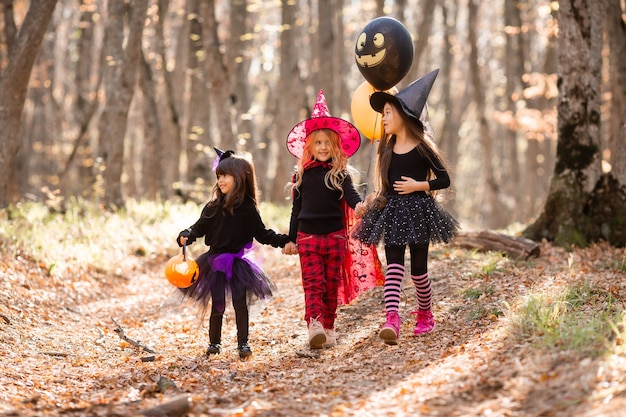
[283,90,381,350]
[355,69,460,345]
[176,149,290,359]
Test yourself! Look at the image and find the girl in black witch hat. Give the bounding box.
[355,69,460,345]
[176,148,290,359]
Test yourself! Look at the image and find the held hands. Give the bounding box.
[393,176,428,194]
[282,241,298,255]
[355,192,385,217]
[354,201,367,218]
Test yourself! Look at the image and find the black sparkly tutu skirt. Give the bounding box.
[177,243,276,320]
[353,193,460,246]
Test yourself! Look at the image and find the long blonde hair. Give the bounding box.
[291,129,349,198]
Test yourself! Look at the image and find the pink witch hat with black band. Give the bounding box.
[286,90,361,159]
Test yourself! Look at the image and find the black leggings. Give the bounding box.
[208,288,249,346]
[384,243,429,275]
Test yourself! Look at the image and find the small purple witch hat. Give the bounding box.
[212,147,234,171]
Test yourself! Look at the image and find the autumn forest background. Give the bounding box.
[1,0,626,416]
[0,0,620,233]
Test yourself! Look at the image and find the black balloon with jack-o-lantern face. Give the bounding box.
[354,17,414,91]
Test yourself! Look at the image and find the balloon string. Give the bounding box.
[182,239,187,261]
[365,138,375,197]
[364,113,382,197]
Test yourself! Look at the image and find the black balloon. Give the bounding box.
[354,17,414,91]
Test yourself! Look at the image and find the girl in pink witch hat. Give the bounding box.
[283,90,384,350]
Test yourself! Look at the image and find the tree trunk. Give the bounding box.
[524,0,626,247]
[228,0,257,183]
[185,0,212,186]
[268,0,305,203]
[154,0,186,199]
[605,0,626,184]
[437,1,465,219]
[140,52,161,200]
[406,0,436,85]
[0,0,17,67]
[503,0,522,221]
[317,0,334,108]
[204,0,236,152]
[335,0,350,119]
[375,0,384,20]
[59,0,102,198]
[523,4,559,222]
[99,0,148,208]
[468,0,504,228]
[0,0,58,208]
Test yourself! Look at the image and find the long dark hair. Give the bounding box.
[207,154,259,216]
[376,102,447,197]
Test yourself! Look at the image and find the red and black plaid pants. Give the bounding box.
[296,230,347,329]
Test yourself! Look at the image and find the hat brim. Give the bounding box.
[370,91,399,113]
[286,116,361,159]
[371,69,439,122]
[370,91,419,121]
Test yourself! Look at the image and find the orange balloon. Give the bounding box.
[350,82,398,140]
[164,250,199,288]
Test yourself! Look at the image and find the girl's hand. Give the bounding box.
[282,242,298,255]
[354,202,367,218]
[393,176,426,194]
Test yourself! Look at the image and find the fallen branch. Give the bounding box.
[139,394,190,417]
[111,317,157,354]
[43,352,69,357]
[296,349,321,359]
[451,230,540,260]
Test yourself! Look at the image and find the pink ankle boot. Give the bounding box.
[412,309,435,335]
[378,311,401,345]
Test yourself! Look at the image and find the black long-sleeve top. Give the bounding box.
[186,197,290,254]
[389,147,451,195]
[288,165,362,241]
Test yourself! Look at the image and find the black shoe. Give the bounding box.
[206,343,221,355]
[238,343,252,359]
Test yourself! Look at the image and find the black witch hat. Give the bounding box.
[213,147,234,162]
[370,69,439,122]
[212,147,235,171]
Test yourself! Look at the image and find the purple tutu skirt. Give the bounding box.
[354,193,460,246]
[178,242,275,320]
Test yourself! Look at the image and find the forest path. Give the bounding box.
[1,241,625,416]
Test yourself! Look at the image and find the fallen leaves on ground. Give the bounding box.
[1,239,625,417]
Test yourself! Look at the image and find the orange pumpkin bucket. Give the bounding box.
[164,241,199,288]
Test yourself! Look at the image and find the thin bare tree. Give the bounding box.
[268,0,306,202]
[185,0,212,187]
[139,51,161,200]
[98,0,148,208]
[468,0,504,228]
[203,0,236,152]
[0,0,58,207]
